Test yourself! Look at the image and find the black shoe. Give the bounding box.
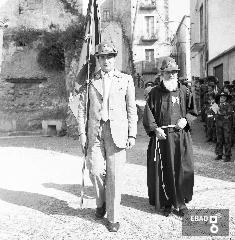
[163,205,172,217]
[178,206,188,217]
[178,204,188,217]
[224,157,232,162]
[215,155,222,160]
[95,202,106,219]
[107,221,120,232]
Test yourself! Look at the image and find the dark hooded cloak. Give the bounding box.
[143,82,195,209]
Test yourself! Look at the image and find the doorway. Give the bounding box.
[214,64,223,88]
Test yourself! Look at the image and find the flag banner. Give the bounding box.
[68,93,80,119]
[75,0,100,91]
[69,0,101,118]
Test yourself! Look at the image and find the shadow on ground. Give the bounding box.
[0,184,154,218]
[43,183,154,214]
[0,187,97,222]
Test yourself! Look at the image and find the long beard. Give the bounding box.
[163,78,178,91]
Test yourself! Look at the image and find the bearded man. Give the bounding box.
[143,57,195,217]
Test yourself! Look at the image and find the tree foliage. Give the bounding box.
[11,26,41,47]
[59,0,81,16]
[11,18,85,71]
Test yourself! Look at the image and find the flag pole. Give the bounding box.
[68,0,100,208]
[80,0,100,208]
[79,58,90,209]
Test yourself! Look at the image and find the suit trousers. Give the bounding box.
[86,120,126,223]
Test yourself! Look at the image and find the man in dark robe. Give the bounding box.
[143,57,196,217]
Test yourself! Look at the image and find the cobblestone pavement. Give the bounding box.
[0,120,234,240]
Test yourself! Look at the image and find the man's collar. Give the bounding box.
[101,69,115,78]
[93,69,123,81]
[98,69,122,78]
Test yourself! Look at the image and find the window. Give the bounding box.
[19,0,42,13]
[199,4,203,42]
[145,16,154,38]
[145,49,154,62]
[103,9,110,21]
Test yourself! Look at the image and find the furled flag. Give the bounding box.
[69,0,101,118]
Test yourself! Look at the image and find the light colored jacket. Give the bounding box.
[77,69,138,149]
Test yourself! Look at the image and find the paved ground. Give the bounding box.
[0,119,234,240]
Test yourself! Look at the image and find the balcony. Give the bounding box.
[141,34,158,42]
[191,42,205,52]
[139,2,156,10]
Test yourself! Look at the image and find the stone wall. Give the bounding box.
[0,43,68,132]
[0,0,83,133]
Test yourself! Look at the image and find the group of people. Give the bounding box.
[76,41,195,232]
[199,79,235,162]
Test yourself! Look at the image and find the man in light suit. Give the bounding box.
[77,41,137,232]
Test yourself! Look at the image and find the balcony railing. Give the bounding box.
[191,42,205,52]
[135,60,159,74]
[139,2,156,10]
[141,34,158,42]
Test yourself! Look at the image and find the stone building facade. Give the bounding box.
[132,0,171,85]
[97,0,171,85]
[190,0,208,80]
[190,0,235,86]
[0,0,81,133]
[171,15,191,81]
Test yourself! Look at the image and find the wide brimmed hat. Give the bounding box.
[216,91,232,101]
[160,57,180,72]
[95,41,118,56]
[224,81,230,85]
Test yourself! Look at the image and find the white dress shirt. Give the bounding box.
[100,70,114,121]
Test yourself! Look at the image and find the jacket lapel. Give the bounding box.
[91,69,122,97]
[91,70,103,97]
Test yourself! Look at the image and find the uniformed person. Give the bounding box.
[215,92,234,162]
[205,93,218,142]
[200,79,208,122]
